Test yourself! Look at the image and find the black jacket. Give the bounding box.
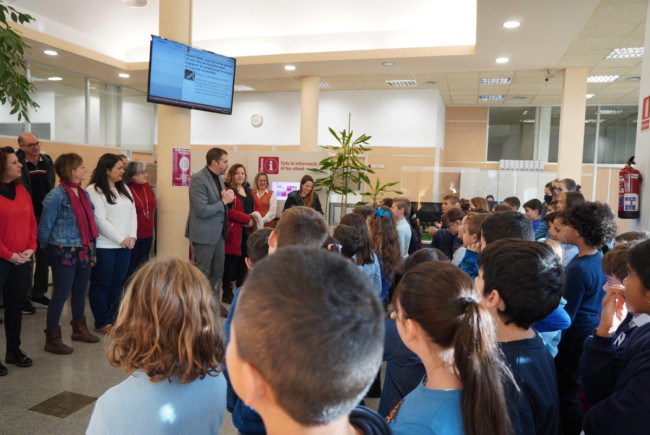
[282,190,323,214]
[15,148,55,197]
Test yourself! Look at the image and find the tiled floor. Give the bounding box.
[0,295,380,434]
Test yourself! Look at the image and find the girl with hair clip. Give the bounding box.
[87,257,227,434]
[367,206,400,303]
[387,262,514,435]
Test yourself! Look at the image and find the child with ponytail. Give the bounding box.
[387,261,513,435]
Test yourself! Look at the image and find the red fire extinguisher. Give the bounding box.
[619,156,642,219]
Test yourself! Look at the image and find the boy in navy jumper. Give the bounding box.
[580,239,650,434]
[477,239,564,435]
[226,247,390,435]
[554,201,617,435]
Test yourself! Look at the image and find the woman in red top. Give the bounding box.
[222,164,260,304]
[252,172,277,228]
[124,161,156,279]
[0,147,38,374]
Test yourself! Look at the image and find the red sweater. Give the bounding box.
[0,184,37,260]
[127,182,156,239]
[225,192,260,257]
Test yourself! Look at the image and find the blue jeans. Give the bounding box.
[46,245,92,329]
[89,248,131,329]
[126,237,153,280]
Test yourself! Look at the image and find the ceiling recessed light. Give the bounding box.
[495,57,509,64]
[480,77,512,85]
[627,76,641,81]
[234,84,255,91]
[284,65,296,71]
[47,76,62,81]
[587,75,619,83]
[503,21,521,29]
[118,73,130,78]
[382,62,396,67]
[479,95,505,101]
[586,94,595,99]
[43,50,58,56]
[606,47,644,59]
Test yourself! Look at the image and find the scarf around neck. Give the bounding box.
[60,180,99,248]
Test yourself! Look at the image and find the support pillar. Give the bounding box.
[300,76,320,151]
[557,68,588,181]
[156,0,192,257]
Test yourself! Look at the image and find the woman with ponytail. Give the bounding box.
[387,261,513,435]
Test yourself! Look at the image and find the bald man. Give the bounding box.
[16,133,55,313]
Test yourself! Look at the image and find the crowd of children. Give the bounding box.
[84,175,650,434]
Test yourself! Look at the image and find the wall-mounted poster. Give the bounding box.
[172,148,191,186]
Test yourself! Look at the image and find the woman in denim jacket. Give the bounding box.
[38,153,100,354]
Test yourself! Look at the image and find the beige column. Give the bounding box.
[300,76,320,151]
[156,0,192,257]
[557,68,588,181]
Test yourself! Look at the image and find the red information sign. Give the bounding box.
[172,148,191,187]
[259,156,279,174]
[641,96,650,132]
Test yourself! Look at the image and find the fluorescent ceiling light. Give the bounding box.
[319,81,331,89]
[385,80,417,87]
[43,50,58,56]
[606,47,644,59]
[586,94,595,99]
[599,109,623,115]
[495,57,509,64]
[503,21,520,29]
[480,77,512,85]
[520,119,535,123]
[234,84,255,91]
[382,62,396,66]
[479,95,505,101]
[584,119,597,123]
[587,75,619,83]
[284,65,296,71]
[47,76,63,81]
[118,73,130,78]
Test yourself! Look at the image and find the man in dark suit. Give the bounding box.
[185,148,234,299]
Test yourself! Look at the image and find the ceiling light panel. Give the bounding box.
[479,95,505,101]
[503,21,520,29]
[43,50,58,56]
[495,57,509,64]
[234,84,256,91]
[606,47,644,59]
[319,81,331,89]
[480,77,512,85]
[587,75,619,83]
[385,80,417,87]
[586,94,595,99]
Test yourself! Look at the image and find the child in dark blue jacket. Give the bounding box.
[580,239,650,434]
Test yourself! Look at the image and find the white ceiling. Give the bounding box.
[11,0,648,106]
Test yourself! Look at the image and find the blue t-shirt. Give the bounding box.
[564,252,606,332]
[388,382,464,435]
[87,371,227,434]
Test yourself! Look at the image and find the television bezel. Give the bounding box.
[147,35,236,115]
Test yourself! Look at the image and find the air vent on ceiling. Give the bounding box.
[480,77,512,85]
[385,80,417,87]
[479,95,505,101]
[234,84,255,91]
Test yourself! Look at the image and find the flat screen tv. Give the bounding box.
[147,35,236,115]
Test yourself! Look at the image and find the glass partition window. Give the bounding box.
[487,107,537,161]
[596,106,637,164]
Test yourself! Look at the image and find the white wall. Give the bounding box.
[190,89,446,148]
[191,92,301,145]
[55,93,85,144]
[318,89,445,148]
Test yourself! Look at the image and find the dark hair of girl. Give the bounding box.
[368,206,400,280]
[89,153,132,204]
[340,213,374,265]
[300,174,315,208]
[396,262,514,435]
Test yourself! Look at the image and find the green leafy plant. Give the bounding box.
[311,127,374,218]
[357,178,403,206]
[0,2,38,121]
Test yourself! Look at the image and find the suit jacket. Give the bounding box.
[185,166,228,244]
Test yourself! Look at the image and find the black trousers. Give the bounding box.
[26,214,50,300]
[555,328,591,435]
[0,259,30,354]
